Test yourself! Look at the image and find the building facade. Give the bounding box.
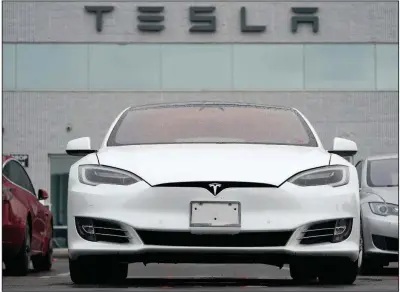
[3,0,399,247]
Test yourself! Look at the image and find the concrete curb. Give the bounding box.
[53,248,69,258]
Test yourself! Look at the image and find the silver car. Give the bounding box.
[356,154,398,273]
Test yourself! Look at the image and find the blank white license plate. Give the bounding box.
[190,201,241,227]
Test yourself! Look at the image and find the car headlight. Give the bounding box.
[78,165,142,186]
[369,202,399,216]
[288,165,350,187]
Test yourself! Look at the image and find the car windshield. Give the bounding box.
[107,105,318,147]
[367,158,399,187]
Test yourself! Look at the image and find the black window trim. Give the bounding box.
[2,158,37,198]
[355,159,364,187]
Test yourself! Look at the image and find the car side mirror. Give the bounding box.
[38,189,49,200]
[66,137,97,156]
[328,137,358,158]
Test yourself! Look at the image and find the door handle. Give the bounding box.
[3,186,15,192]
[3,186,15,200]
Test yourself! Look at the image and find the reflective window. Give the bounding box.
[16,44,88,90]
[50,155,79,227]
[108,104,318,147]
[304,44,375,90]
[3,44,15,90]
[49,155,80,248]
[89,44,162,90]
[161,44,232,90]
[7,44,398,91]
[376,45,398,90]
[233,44,303,90]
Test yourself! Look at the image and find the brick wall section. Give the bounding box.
[2,91,398,192]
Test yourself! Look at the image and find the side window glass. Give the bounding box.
[16,163,36,196]
[3,161,22,185]
[3,163,11,180]
[4,161,36,196]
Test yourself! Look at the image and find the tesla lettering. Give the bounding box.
[84,6,114,32]
[84,5,320,34]
[137,6,165,32]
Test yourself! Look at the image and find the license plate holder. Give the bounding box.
[190,201,241,227]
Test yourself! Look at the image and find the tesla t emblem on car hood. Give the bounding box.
[208,183,222,196]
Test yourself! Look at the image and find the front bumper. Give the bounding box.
[68,181,360,262]
[361,203,399,260]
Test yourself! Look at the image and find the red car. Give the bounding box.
[2,155,53,275]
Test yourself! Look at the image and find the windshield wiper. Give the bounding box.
[199,105,224,111]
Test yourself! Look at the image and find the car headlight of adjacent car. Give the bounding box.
[288,165,350,187]
[78,165,142,186]
[369,202,399,217]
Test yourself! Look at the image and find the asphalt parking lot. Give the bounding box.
[3,259,398,292]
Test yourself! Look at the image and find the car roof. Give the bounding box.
[366,153,398,161]
[128,101,297,112]
[2,155,13,164]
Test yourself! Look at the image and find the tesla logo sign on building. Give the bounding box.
[84,6,319,34]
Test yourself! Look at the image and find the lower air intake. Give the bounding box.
[75,217,131,244]
[136,230,293,247]
[372,235,399,252]
[300,218,353,244]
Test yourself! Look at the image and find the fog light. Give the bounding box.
[332,218,352,243]
[82,225,95,234]
[75,217,96,242]
[334,219,347,235]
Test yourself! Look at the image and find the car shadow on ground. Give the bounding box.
[2,268,53,277]
[59,276,385,289]
[360,267,398,277]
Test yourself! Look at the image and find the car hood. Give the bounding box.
[369,187,399,205]
[96,144,331,186]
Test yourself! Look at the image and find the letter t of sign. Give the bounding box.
[85,6,114,33]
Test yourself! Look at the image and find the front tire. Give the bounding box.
[360,256,385,275]
[359,223,385,275]
[32,227,53,272]
[289,262,317,283]
[318,258,358,285]
[69,257,128,285]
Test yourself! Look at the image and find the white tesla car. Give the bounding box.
[66,102,361,285]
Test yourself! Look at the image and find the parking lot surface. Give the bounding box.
[3,259,398,292]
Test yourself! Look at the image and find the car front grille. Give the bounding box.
[300,220,336,244]
[135,230,293,247]
[92,219,131,244]
[372,235,399,252]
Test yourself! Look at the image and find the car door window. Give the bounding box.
[3,161,36,196]
[355,160,363,187]
[3,161,21,185]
